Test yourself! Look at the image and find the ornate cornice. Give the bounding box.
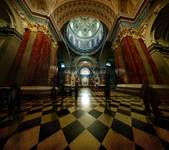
[113,23,148,49]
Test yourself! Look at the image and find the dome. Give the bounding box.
[66,16,104,55]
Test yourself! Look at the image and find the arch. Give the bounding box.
[74,56,97,69]
[145,0,169,47]
[53,0,115,31]
[151,4,169,47]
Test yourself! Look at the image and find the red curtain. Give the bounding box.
[34,33,51,84]
[122,37,140,83]
[126,36,147,82]
[121,36,148,83]
[25,31,44,84]
[25,31,51,85]
[138,38,162,84]
[7,29,31,85]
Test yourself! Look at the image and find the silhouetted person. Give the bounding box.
[141,80,151,113]
[75,81,78,104]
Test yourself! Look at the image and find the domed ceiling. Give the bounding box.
[66,16,104,55]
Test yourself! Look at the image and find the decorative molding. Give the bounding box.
[14,0,60,42]
[0,27,23,40]
[148,43,169,54]
[113,23,148,49]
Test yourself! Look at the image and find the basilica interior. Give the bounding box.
[0,0,169,150]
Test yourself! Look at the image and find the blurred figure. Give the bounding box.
[141,80,151,113]
[75,80,78,104]
[51,86,57,101]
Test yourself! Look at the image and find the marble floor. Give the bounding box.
[0,88,169,150]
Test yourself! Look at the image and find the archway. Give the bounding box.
[149,3,169,84]
[79,67,92,87]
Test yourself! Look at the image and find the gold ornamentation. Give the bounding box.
[112,23,148,49]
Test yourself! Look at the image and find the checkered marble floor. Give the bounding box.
[0,88,169,150]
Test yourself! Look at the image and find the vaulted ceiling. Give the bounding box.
[24,0,145,31]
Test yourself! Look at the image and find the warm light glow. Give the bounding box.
[80,67,90,75]
[79,88,91,107]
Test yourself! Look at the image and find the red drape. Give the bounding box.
[25,31,51,85]
[122,37,140,83]
[34,33,51,84]
[25,31,44,84]
[7,29,31,84]
[126,36,147,82]
[138,38,162,84]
